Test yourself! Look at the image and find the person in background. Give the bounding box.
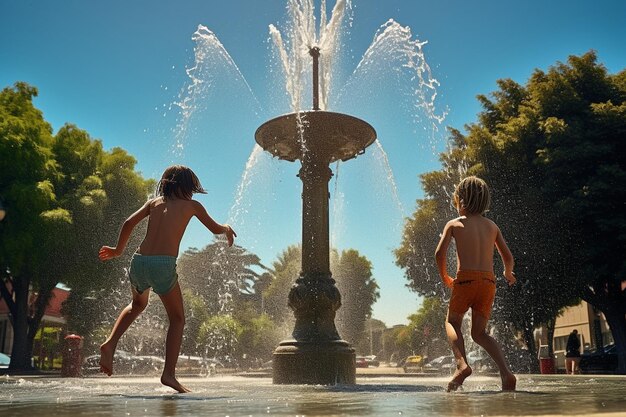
[565,329,581,374]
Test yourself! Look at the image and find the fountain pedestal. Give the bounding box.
[254,48,376,385]
[256,111,375,384]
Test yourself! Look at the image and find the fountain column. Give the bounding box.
[255,46,376,385]
[272,156,356,384]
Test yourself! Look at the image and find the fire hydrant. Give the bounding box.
[61,334,83,377]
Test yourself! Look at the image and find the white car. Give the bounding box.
[423,355,455,373]
[466,350,496,372]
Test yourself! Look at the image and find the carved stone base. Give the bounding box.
[273,339,356,385]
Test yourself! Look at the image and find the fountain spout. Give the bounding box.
[310,47,321,110]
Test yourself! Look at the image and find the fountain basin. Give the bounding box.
[255,111,377,163]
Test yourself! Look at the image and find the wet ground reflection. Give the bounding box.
[1,374,624,416]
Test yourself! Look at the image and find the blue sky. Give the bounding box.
[1,0,624,327]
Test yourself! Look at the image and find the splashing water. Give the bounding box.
[228,144,265,226]
[330,162,346,249]
[340,19,446,145]
[172,25,260,157]
[72,0,448,372]
[166,0,446,327]
[371,140,405,219]
[269,0,351,112]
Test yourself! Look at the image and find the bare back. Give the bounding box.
[449,215,499,272]
[136,197,224,257]
[136,197,194,256]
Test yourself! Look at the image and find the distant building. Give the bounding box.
[0,284,69,354]
[536,300,613,369]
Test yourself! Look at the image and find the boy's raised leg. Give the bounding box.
[158,282,190,393]
[470,310,516,391]
[100,287,150,375]
[446,310,472,391]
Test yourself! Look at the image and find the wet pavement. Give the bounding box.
[1,373,625,416]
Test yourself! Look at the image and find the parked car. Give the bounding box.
[580,344,618,374]
[355,356,369,368]
[402,355,424,373]
[466,350,496,372]
[0,352,10,369]
[365,355,380,367]
[423,355,455,374]
[83,350,164,375]
[214,355,239,370]
[178,355,223,376]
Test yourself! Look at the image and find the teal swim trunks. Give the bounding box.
[128,253,178,295]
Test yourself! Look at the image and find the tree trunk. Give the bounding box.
[8,275,34,370]
[604,311,626,374]
[522,325,539,373]
[25,281,58,369]
[27,281,56,344]
[546,316,556,357]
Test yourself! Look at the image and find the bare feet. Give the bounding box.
[501,372,517,391]
[161,373,191,393]
[99,343,114,376]
[447,365,472,392]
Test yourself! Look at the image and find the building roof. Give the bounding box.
[0,285,69,319]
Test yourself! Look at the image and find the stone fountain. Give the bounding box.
[255,47,376,384]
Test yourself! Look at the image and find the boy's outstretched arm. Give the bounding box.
[435,221,455,289]
[495,226,516,286]
[192,201,237,247]
[99,200,151,261]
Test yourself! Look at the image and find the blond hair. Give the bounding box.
[454,176,491,215]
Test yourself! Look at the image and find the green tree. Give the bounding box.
[235,307,282,364]
[54,125,153,322]
[0,83,153,369]
[471,52,626,369]
[176,241,268,359]
[0,83,57,369]
[332,249,380,347]
[386,299,448,363]
[396,52,626,372]
[405,297,448,360]
[263,245,302,326]
[177,242,267,316]
[396,197,453,298]
[393,325,415,361]
[357,318,387,357]
[263,245,379,347]
[180,289,210,357]
[531,54,626,370]
[198,314,243,360]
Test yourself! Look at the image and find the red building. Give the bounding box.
[0,284,70,356]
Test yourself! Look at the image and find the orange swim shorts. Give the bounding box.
[448,270,496,319]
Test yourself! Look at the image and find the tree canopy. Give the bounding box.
[396,52,626,370]
[332,249,380,347]
[0,82,153,369]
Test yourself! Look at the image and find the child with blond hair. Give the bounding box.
[435,176,517,391]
